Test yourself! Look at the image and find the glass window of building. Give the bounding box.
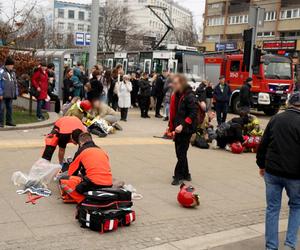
[68,10,75,19]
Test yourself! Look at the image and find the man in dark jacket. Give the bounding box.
[154,70,168,118]
[139,72,151,118]
[256,92,300,250]
[239,77,253,113]
[0,57,18,127]
[213,76,231,126]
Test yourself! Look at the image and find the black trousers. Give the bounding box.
[49,93,61,113]
[155,95,164,116]
[174,133,192,180]
[139,96,150,117]
[75,176,112,194]
[0,98,13,125]
[120,108,128,120]
[215,102,228,126]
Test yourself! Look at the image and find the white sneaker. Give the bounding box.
[211,139,219,149]
[225,145,231,151]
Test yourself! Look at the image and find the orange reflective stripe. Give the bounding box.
[45,134,59,147]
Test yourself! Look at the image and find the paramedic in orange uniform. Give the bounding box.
[60,132,113,203]
[42,116,86,164]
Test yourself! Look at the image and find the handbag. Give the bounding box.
[193,133,209,149]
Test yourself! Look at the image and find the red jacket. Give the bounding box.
[31,68,48,100]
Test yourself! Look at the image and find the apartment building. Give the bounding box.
[202,0,300,53]
[53,0,92,44]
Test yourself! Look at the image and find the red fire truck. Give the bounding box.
[205,53,294,115]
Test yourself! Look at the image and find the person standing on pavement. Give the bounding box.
[138,72,151,118]
[169,74,198,185]
[116,75,132,121]
[213,76,231,126]
[256,92,300,250]
[154,70,168,118]
[205,81,213,111]
[130,72,139,107]
[31,62,49,120]
[47,63,61,113]
[62,68,74,104]
[239,77,253,113]
[0,57,18,127]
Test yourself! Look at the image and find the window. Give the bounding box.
[68,10,75,19]
[230,61,240,72]
[78,11,85,20]
[281,8,300,19]
[228,15,248,25]
[207,16,224,26]
[208,3,220,9]
[78,24,84,31]
[87,25,91,32]
[58,9,64,18]
[58,22,64,31]
[257,31,275,37]
[67,23,74,30]
[265,11,276,21]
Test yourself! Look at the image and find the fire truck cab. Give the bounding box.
[205,54,294,115]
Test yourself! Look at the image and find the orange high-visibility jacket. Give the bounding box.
[54,116,86,134]
[68,143,113,186]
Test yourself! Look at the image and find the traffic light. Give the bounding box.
[243,28,253,72]
[252,48,262,75]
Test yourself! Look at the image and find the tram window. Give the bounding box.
[230,61,240,72]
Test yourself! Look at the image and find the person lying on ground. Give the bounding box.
[42,116,86,164]
[59,132,113,203]
[64,99,93,122]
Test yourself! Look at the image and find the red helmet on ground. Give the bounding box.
[231,142,244,154]
[244,136,261,149]
[177,184,200,208]
[80,100,92,112]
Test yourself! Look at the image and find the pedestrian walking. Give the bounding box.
[256,92,300,250]
[154,70,168,118]
[169,74,198,185]
[213,76,231,126]
[138,72,151,118]
[62,68,74,104]
[31,62,49,120]
[239,77,253,113]
[205,81,213,111]
[116,75,132,121]
[0,57,18,127]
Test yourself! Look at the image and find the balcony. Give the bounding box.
[281,0,300,8]
[228,0,250,14]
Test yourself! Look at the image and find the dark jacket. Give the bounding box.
[87,77,103,101]
[169,87,198,135]
[139,78,151,97]
[256,108,300,179]
[154,75,166,97]
[0,67,18,99]
[213,83,231,104]
[206,86,213,99]
[195,83,206,102]
[239,83,252,107]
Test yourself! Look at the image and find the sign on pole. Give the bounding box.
[75,32,91,46]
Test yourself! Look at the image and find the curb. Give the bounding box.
[145,219,288,250]
[0,112,59,131]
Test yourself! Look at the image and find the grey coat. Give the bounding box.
[0,67,18,99]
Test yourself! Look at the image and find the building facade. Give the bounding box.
[51,0,193,49]
[52,0,92,47]
[202,0,300,53]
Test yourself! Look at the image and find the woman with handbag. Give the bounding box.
[115,75,132,121]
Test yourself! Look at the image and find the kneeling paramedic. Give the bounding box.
[42,116,86,164]
[60,132,113,203]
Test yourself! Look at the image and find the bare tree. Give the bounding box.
[175,19,199,46]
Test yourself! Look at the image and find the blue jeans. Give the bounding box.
[36,99,45,118]
[265,172,300,250]
[0,98,13,125]
[164,103,170,118]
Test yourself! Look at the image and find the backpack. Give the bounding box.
[192,133,209,149]
[76,188,135,233]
